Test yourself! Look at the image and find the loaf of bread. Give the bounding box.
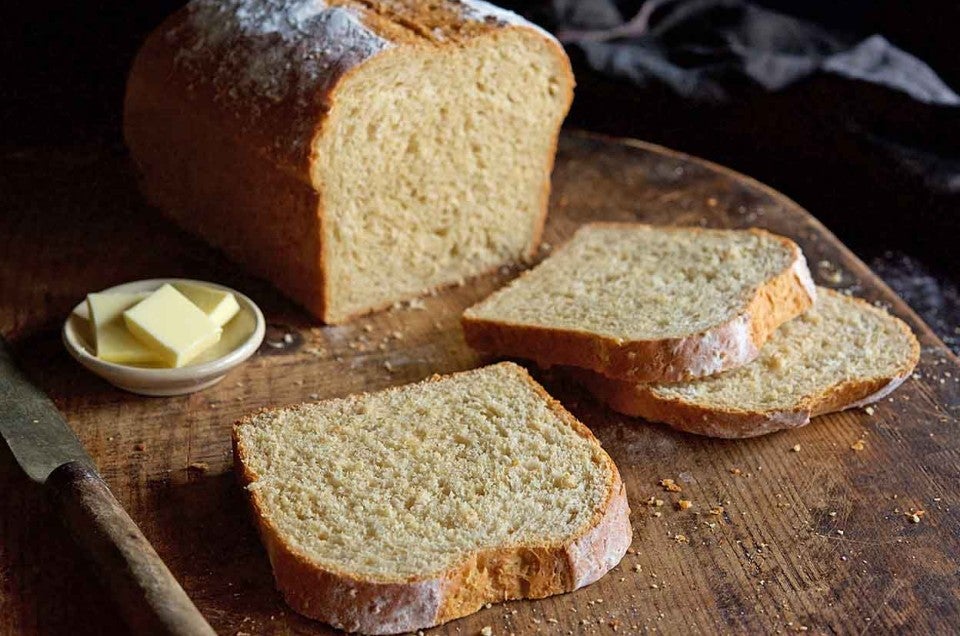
[463,223,816,383]
[233,363,631,634]
[575,288,920,438]
[125,0,574,323]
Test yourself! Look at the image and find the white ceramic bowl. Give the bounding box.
[63,278,265,396]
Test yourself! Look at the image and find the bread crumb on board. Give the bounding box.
[906,509,925,524]
[851,439,866,451]
[791,444,801,453]
[659,478,682,492]
[677,499,692,511]
[479,627,493,636]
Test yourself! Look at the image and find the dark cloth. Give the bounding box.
[550,0,959,105]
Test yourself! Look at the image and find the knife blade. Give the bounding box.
[0,339,95,482]
[0,336,215,635]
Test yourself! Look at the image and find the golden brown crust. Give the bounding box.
[233,363,631,634]
[463,225,817,383]
[125,1,573,324]
[572,294,921,439]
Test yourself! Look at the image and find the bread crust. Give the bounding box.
[463,224,817,383]
[233,363,631,634]
[573,294,921,438]
[124,1,573,324]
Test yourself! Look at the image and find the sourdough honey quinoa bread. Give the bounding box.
[233,363,631,634]
[125,0,574,324]
[575,288,920,438]
[463,223,816,383]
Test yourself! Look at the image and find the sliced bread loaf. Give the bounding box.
[125,0,574,323]
[233,362,631,634]
[463,223,816,383]
[575,288,920,438]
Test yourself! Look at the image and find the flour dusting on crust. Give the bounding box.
[459,0,555,40]
[169,0,391,158]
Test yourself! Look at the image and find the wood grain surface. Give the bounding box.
[1,132,958,635]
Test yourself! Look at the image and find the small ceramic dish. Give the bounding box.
[63,278,265,396]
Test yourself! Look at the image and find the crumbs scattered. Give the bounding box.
[673,534,689,544]
[851,439,866,451]
[645,496,665,507]
[659,478,682,492]
[677,499,692,511]
[632,563,642,573]
[817,260,844,284]
[708,506,724,516]
[864,405,876,416]
[906,509,925,524]
[791,444,801,453]
[729,468,742,476]
[479,627,492,636]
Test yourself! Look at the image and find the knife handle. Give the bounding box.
[47,461,216,636]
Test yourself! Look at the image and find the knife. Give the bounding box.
[0,338,215,635]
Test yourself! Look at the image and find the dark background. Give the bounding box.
[2,0,957,349]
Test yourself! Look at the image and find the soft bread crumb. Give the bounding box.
[465,225,806,342]
[235,363,618,580]
[578,288,918,436]
[317,26,571,321]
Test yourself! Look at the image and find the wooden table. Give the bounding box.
[2,132,958,634]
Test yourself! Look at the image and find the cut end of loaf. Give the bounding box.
[317,27,573,323]
[234,362,629,633]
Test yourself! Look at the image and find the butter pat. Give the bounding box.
[123,284,221,367]
[87,292,162,365]
[173,282,240,327]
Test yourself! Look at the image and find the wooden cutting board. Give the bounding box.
[2,132,958,634]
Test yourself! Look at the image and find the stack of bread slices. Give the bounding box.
[463,223,920,438]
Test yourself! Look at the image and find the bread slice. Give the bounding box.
[124,0,574,323]
[463,223,816,383]
[233,363,631,634]
[575,288,920,438]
